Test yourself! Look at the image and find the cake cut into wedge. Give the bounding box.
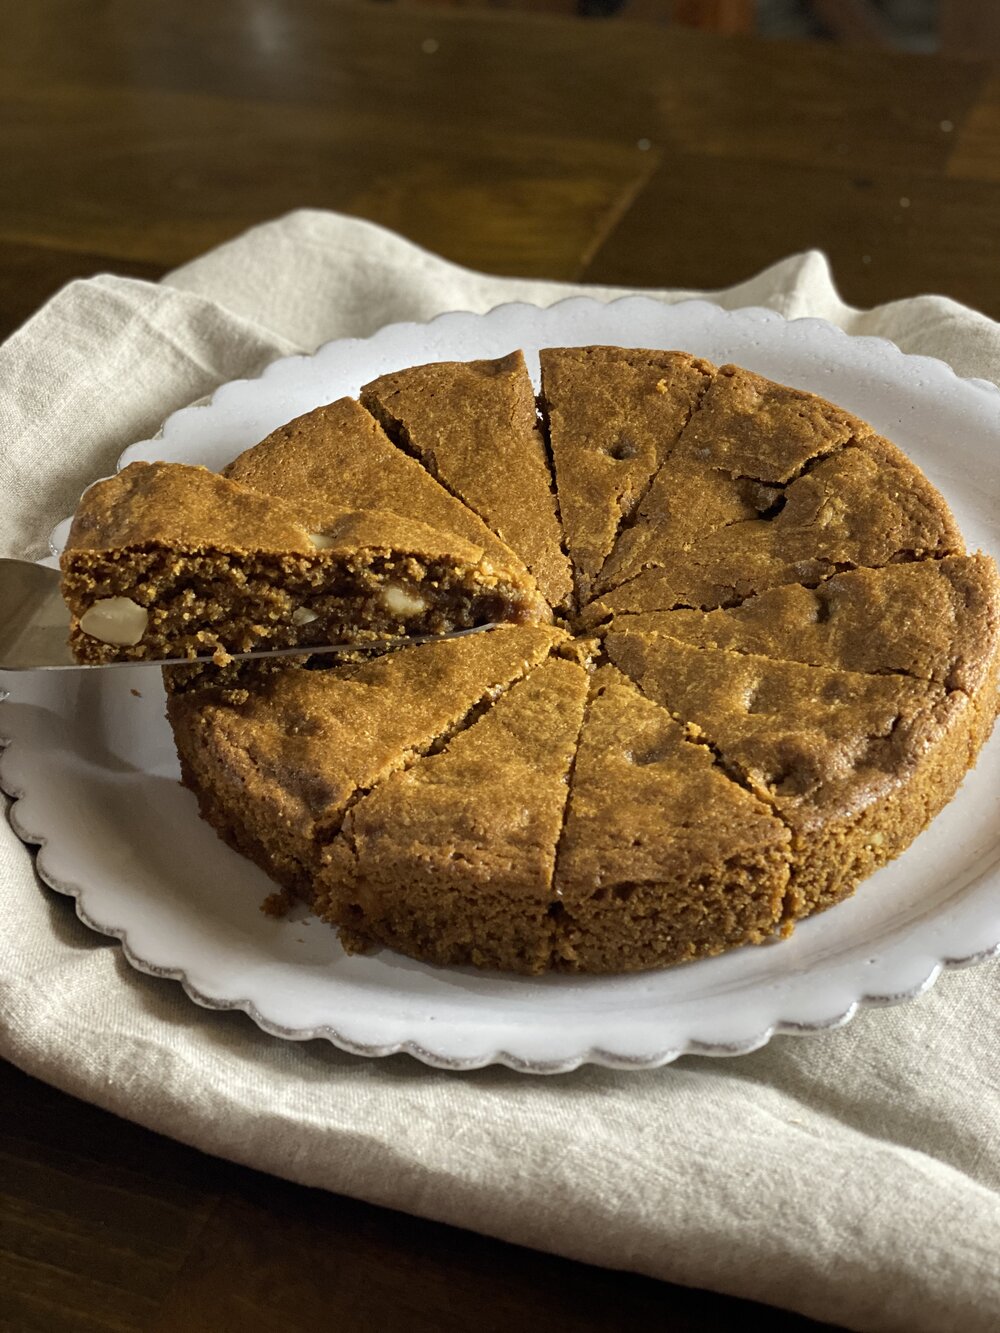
[61,461,549,664]
[550,667,792,972]
[167,623,566,895]
[101,345,998,977]
[361,352,572,610]
[605,630,997,918]
[317,655,589,973]
[539,346,713,605]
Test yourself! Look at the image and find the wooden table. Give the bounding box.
[3,4,999,1328]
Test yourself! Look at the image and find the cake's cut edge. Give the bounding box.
[61,461,549,664]
[316,653,590,974]
[550,665,792,972]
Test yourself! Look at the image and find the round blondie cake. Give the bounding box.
[163,348,1000,974]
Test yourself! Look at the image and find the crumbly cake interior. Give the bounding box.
[82,347,998,976]
[61,463,548,664]
[67,546,545,665]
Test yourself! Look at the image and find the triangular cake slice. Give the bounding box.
[225,396,531,582]
[606,631,993,917]
[316,655,589,974]
[582,438,964,625]
[550,666,791,973]
[613,555,1000,692]
[167,623,565,897]
[598,364,864,592]
[61,461,548,664]
[539,346,713,605]
[361,352,572,610]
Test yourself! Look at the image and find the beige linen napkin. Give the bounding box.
[2,210,999,1333]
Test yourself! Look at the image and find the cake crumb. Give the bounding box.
[261,888,295,918]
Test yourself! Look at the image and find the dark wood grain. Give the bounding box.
[586,146,1000,314]
[1,1,998,334]
[2,3,999,1328]
[941,0,1000,59]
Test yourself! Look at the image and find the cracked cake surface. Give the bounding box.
[361,351,572,610]
[167,623,565,896]
[540,346,712,604]
[224,395,531,580]
[551,666,792,973]
[318,654,589,974]
[596,362,865,593]
[610,556,1000,691]
[60,347,1000,974]
[581,433,964,625]
[604,630,996,917]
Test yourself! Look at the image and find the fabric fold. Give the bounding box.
[1,210,998,1333]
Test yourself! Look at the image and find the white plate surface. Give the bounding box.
[3,297,1000,1073]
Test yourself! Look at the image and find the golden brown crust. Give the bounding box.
[540,347,713,605]
[224,396,531,583]
[551,667,792,972]
[604,629,997,917]
[168,624,566,895]
[582,435,964,625]
[318,656,589,973]
[115,348,999,975]
[609,555,1000,694]
[361,352,572,610]
[65,461,315,554]
[597,363,866,593]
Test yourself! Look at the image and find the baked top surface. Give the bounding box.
[605,630,944,819]
[589,432,963,615]
[614,555,1000,694]
[362,352,572,609]
[148,346,1000,975]
[63,459,513,565]
[553,664,791,902]
[224,395,531,579]
[319,655,589,972]
[539,346,711,603]
[168,622,564,848]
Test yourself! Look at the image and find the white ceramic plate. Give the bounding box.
[3,297,999,1073]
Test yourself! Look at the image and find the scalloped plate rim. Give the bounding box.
[5,294,999,1073]
[115,296,1000,470]
[5,794,997,1074]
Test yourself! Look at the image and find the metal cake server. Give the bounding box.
[0,558,490,670]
